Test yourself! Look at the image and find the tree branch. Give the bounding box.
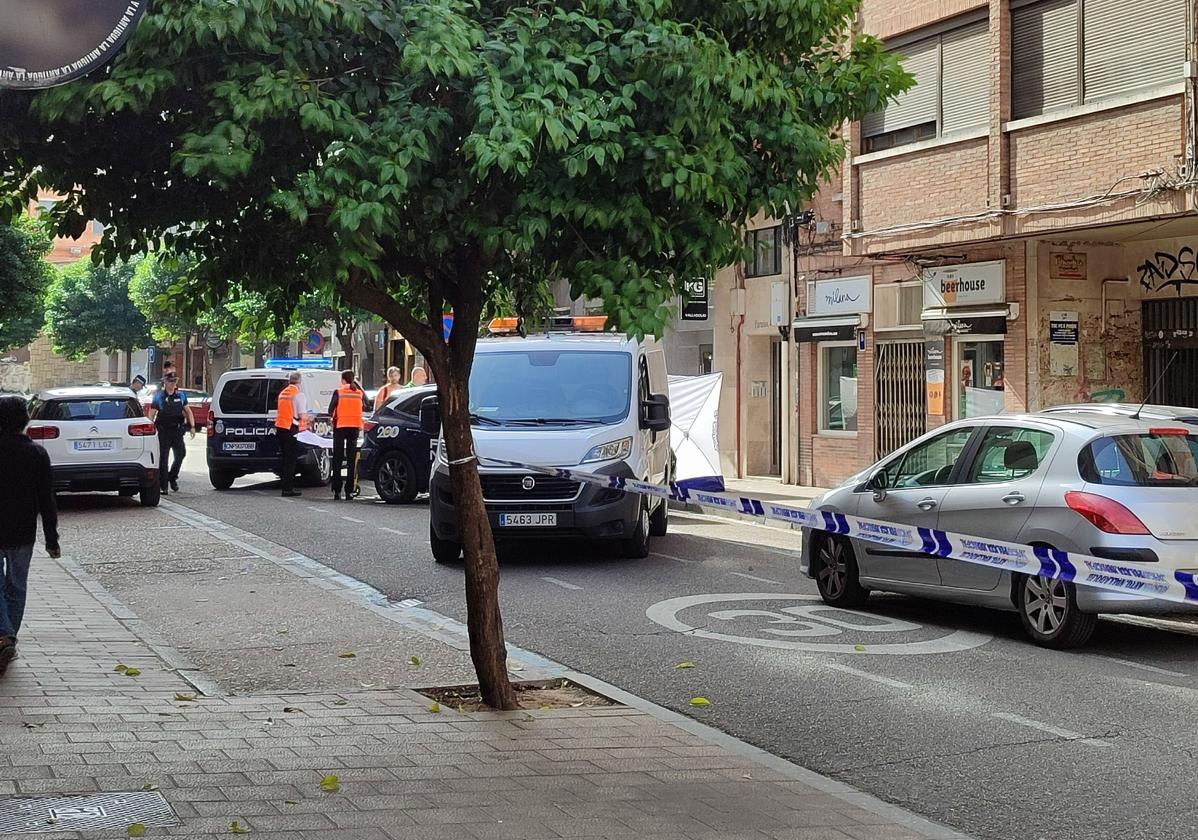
[339,268,441,357]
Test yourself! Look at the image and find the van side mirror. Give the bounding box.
[867,469,888,501]
[419,396,441,436]
[641,393,670,433]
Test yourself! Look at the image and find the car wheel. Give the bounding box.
[1016,574,1097,649]
[648,496,668,537]
[301,448,332,487]
[377,451,418,504]
[813,534,869,608]
[209,469,235,490]
[430,521,462,564]
[620,501,651,559]
[139,483,161,507]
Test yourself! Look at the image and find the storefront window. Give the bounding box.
[958,339,1004,417]
[820,344,858,432]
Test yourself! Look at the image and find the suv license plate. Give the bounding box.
[73,439,116,451]
[499,513,557,527]
[223,442,256,452]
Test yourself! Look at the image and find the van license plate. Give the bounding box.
[223,442,256,452]
[498,513,557,527]
[73,439,116,451]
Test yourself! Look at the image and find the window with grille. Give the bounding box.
[1012,0,1186,119]
[862,19,990,152]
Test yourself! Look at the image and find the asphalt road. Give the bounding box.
[159,440,1198,840]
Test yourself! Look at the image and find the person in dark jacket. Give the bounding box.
[0,395,60,675]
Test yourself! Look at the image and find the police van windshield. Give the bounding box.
[469,350,633,426]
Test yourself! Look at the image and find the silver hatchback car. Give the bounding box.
[801,411,1198,648]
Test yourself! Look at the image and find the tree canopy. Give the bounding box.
[45,259,152,361]
[0,216,55,353]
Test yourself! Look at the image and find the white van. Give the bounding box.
[206,367,341,489]
[426,324,671,561]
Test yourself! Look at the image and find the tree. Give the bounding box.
[44,259,152,380]
[293,290,371,365]
[0,0,908,708]
[0,216,55,353]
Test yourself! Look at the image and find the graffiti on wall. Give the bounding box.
[1138,248,1198,295]
[0,360,32,394]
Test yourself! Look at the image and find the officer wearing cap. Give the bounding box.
[148,373,195,494]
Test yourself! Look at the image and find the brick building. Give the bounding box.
[713,0,1198,487]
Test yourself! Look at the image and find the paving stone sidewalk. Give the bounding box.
[1,547,966,840]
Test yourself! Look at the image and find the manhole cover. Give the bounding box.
[0,791,177,835]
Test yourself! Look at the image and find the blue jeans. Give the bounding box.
[0,544,33,640]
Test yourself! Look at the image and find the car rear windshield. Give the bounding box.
[218,379,268,414]
[38,398,141,421]
[1079,433,1198,486]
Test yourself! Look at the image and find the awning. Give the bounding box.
[922,305,1012,336]
[792,314,866,343]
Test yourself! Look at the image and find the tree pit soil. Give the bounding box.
[418,679,618,712]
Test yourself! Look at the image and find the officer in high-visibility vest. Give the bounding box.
[328,370,366,501]
[276,372,303,498]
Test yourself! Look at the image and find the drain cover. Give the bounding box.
[0,792,178,835]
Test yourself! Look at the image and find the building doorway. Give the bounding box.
[769,339,783,475]
[875,340,926,459]
[955,336,1005,418]
[1143,298,1198,405]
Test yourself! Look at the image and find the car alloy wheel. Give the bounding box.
[316,449,332,484]
[377,452,417,504]
[1023,575,1066,635]
[1016,572,1097,649]
[813,535,868,608]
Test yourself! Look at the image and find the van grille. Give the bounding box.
[481,474,581,501]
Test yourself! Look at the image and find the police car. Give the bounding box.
[360,384,436,504]
[206,368,339,490]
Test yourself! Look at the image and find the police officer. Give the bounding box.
[328,370,365,501]
[276,372,303,498]
[148,374,195,494]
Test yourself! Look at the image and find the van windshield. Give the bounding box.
[469,350,633,426]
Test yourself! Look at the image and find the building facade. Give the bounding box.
[714,0,1198,487]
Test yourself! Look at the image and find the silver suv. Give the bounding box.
[801,412,1198,648]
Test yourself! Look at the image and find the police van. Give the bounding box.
[425,316,672,561]
[206,367,340,490]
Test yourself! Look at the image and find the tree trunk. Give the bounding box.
[124,346,133,383]
[336,326,354,371]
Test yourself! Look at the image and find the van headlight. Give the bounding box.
[581,437,633,464]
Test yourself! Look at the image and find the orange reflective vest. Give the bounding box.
[334,385,365,429]
[275,384,300,430]
[375,383,400,411]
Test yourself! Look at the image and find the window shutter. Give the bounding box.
[1083,0,1186,102]
[862,38,940,137]
[941,21,990,134]
[1012,0,1080,119]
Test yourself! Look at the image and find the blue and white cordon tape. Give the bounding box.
[484,458,1198,608]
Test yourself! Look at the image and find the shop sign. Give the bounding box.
[923,261,1005,308]
[808,275,872,317]
[682,278,709,321]
[1050,252,1087,281]
[924,315,1008,336]
[925,338,945,416]
[1048,311,1079,377]
[792,322,857,343]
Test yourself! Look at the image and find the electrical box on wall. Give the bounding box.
[730,288,746,317]
[769,281,789,327]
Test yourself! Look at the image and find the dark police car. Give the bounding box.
[361,385,436,504]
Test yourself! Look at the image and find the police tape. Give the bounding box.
[483,458,1198,608]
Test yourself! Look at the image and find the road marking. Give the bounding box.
[1093,655,1189,679]
[540,576,582,591]
[823,663,912,689]
[652,551,696,564]
[379,527,409,536]
[730,571,782,585]
[307,506,330,513]
[991,712,1112,748]
[341,516,365,524]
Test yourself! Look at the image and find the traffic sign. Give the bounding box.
[443,311,454,342]
[304,331,326,354]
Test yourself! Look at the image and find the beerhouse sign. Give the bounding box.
[0,0,149,89]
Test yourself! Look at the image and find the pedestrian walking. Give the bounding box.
[329,370,366,500]
[374,366,403,412]
[0,395,60,676]
[148,374,195,495]
[276,372,303,498]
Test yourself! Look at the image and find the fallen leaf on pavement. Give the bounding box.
[282,707,303,714]
[338,652,356,659]
[22,721,45,729]
[127,824,147,837]
[141,784,159,791]
[428,702,442,713]
[507,660,524,672]
[358,682,376,688]
[676,661,696,669]
[408,655,422,666]
[114,664,129,673]
[854,645,866,652]
[173,693,197,702]
[689,697,711,707]
[570,702,584,708]
[230,820,249,834]
[319,774,341,793]
[332,700,348,706]
[123,667,142,678]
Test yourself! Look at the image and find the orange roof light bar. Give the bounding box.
[571,315,608,332]
[488,317,521,334]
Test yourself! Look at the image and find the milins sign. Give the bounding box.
[0,0,149,89]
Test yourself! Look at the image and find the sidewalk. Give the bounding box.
[0,502,964,840]
[675,475,827,531]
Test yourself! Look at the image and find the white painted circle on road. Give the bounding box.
[646,593,992,655]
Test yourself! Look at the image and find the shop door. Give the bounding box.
[1143,299,1198,407]
[956,337,1005,418]
[875,340,926,460]
[769,340,782,475]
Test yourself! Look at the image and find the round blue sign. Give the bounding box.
[305,331,326,354]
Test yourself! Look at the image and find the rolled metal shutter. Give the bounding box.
[1012,0,1079,119]
[941,21,990,134]
[1083,0,1186,102]
[862,37,940,137]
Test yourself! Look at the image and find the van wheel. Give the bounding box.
[430,522,462,564]
[139,484,161,507]
[377,451,417,504]
[814,534,869,608]
[648,497,668,537]
[1015,574,1097,649]
[209,469,235,490]
[301,449,331,487]
[620,501,651,559]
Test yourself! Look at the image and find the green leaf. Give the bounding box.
[230,821,250,834]
[428,702,442,713]
[114,664,128,673]
[408,655,422,667]
[173,693,197,702]
[127,824,147,837]
[123,667,142,678]
[319,774,341,793]
[854,645,866,652]
[676,661,696,670]
[689,697,711,707]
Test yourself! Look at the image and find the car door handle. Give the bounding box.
[1002,492,1026,505]
[916,498,938,511]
